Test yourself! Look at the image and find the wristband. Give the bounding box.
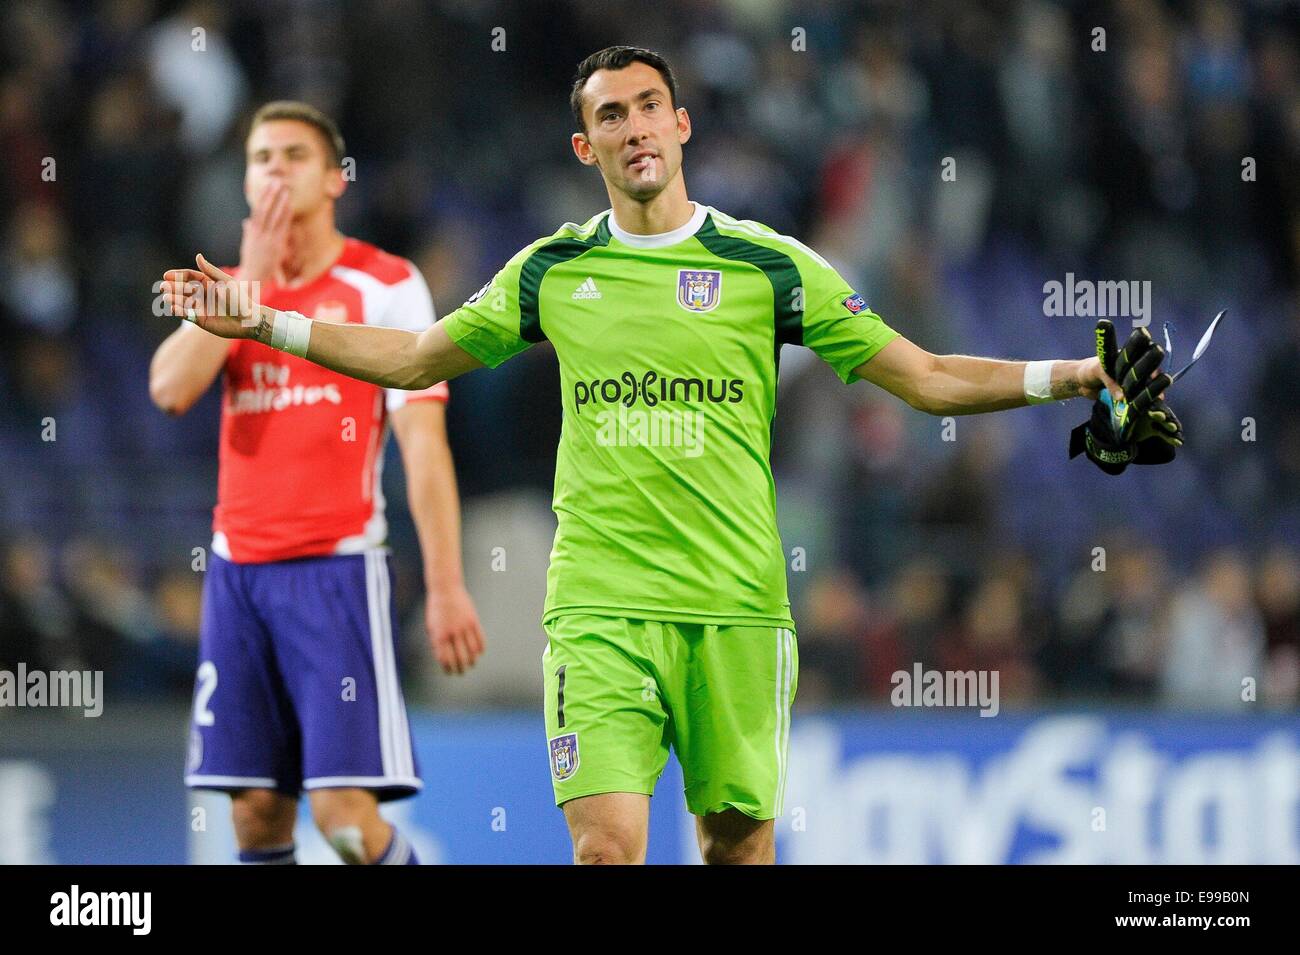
[1023,359,1057,404]
[269,310,313,358]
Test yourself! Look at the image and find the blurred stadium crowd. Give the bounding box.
[0,0,1297,711]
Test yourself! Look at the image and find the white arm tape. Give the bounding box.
[1023,359,1057,404]
[269,310,312,358]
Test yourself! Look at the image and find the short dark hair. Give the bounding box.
[247,100,346,168]
[570,46,678,132]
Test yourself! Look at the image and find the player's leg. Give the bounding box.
[695,810,775,865]
[230,788,299,863]
[257,549,422,864]
[307,787,413,864]
[561,792,650,864]
[668,624,798,865]
[185,553,305,863]
[543,614,670,865]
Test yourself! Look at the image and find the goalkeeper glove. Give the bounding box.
[1069,320,1174,474]
[1131,396,1183,465]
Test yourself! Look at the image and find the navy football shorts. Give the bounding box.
[185,549,421,801]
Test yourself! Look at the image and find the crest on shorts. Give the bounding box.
[677,270,722,313]
[549,733,580,781]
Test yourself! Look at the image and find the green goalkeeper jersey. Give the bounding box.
[442,202,899,628]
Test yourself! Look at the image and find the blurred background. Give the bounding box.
[0,0,1298,863]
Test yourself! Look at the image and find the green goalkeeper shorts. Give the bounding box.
[542,614,798,819]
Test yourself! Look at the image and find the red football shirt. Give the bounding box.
[209,237,448,563]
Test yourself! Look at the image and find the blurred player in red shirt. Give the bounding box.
[150,102,483,865]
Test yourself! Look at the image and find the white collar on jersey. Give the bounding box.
[606,200,708,249]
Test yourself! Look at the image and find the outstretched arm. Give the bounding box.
[280,313,481,389]
[852,335,1115,415]
[160,255,483,389]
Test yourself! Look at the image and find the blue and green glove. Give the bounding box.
[1069,320,1182,474]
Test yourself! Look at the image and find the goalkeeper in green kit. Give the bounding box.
[160,46,1183,864]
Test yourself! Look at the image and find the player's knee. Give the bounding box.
[310,790,377,833]
[311,790,382,862]
[697,814,774,865]
[231,789,295,848]
[698,834,761,865]
[572,826,644,865]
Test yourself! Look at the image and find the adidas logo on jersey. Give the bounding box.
[572,277,602,300]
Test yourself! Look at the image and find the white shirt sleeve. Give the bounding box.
[369,263,450,412]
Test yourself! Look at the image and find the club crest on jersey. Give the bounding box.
[549,733,580,781]
[313,300,349,324]
[677,270,722,313]
[843,293,868,315]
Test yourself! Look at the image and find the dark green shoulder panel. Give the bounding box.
[694,215,803,347]
[518,217,613,342]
